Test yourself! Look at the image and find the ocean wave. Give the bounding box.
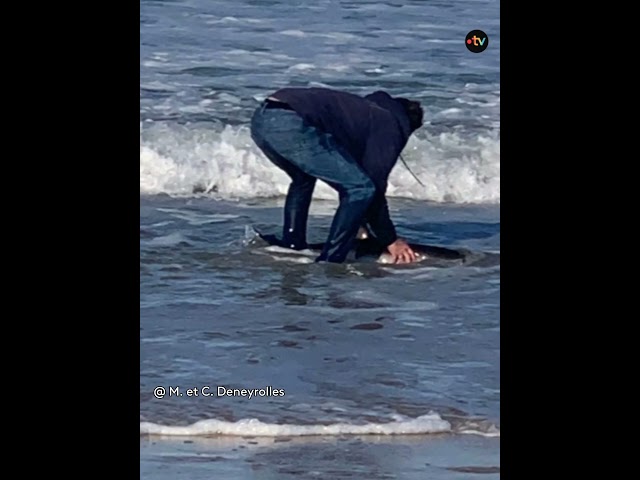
[140,121,499,204]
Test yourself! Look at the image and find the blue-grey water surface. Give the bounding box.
[141,1,500,477]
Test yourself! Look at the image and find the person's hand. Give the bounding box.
[386,239,419,264]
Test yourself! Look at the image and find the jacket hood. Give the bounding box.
[364,91,411,137]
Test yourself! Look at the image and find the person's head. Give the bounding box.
[394,97,424,132]
[364,91,424,133]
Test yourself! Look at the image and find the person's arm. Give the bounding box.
[359,121,419,263]
[358,117,402,246]
[363,191,397,247]
[362,193,417,263]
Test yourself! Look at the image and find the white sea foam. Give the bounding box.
[140,413,500,438]
[140,413,451,437]
[144,232,190,247]
[140,122,499,204]
[280,30,307,37]
[156,208,239,225]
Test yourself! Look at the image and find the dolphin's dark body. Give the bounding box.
[256,231,473,265]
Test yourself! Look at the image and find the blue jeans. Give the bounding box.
[250,102,376,263]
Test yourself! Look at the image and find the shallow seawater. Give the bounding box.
[141,434,499,480]
[140,0,500,476]
[140,196,500,476]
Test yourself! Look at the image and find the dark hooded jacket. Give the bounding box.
[270,87,413,246]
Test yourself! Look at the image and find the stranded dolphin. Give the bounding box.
[255,230,473,265]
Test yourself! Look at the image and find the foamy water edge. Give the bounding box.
[140,413,500,438]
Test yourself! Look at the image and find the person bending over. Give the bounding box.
[250,86,423,264]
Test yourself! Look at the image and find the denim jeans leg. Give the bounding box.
[251,107,376,263]
[251,106,316,249]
